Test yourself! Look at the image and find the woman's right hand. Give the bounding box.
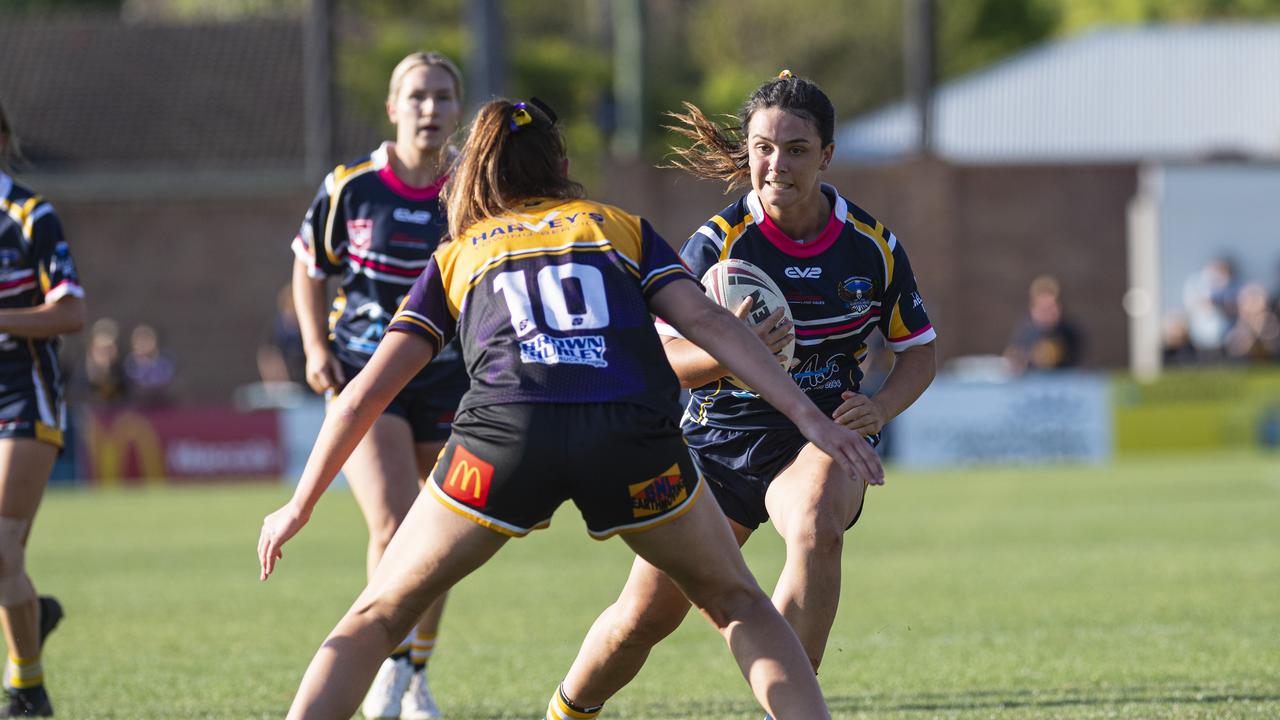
[734,300,795,368]
[258,501,310,581]
[303,345,345,395]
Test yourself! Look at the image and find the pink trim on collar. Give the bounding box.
[378,162,447,201]
[755,203,843,258]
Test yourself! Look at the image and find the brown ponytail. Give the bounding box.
[445,99,583,241]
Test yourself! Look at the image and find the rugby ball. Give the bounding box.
[701,259,795,389]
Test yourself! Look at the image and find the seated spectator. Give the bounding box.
[1161,311,1198,367]
[1225,282,1280,363]
[123,324,175,405]
[1182,255,1240,362]
[1004,274,1083,374]
[83,317,127,403]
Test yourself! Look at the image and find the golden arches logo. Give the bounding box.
[447,461,484,500]
[85,411,165,486]
[441,445,492,507]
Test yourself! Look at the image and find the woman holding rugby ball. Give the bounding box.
[551,71,937,718]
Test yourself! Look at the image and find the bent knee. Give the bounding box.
[781,517,846,557]
[610,597,688,648]
[685,580,768,631]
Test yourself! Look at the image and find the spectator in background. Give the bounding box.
[123,323,175,405]
[83,317,127,403]
[1004,274,1083,373]
[257,285,306,386]
[1182,255,1240,362]
[1225,282,1280,363]
[1161,311,1198,367]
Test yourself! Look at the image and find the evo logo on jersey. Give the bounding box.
[393,208,433,225]
[784,267,822,279]
[442,445,493,508]
[629,464,688,518]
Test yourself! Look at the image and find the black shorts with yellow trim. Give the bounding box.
[682,420,878,531]
[429,402,703,539]
[337,359,466,443]
[0,359,66,448]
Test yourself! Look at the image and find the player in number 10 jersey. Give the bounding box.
[259,97,882,720]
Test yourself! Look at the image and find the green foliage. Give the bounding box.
[22,452,1280,718]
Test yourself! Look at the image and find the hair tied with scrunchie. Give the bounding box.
[510,102,533,131]
[509,97,560,133]
[778,69,794,79]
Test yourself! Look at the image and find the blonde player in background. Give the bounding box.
[289,52,467,719]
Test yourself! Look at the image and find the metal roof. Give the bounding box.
[834,23,1280,164]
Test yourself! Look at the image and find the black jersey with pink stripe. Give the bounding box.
[0,172,84,366]
[292,143,463,388]
[657,185,936,431]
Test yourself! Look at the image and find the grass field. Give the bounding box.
[24,451,1280,719]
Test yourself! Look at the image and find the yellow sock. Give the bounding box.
[7,654,42,689]
[545,684,601,719]
[410,630,435,670]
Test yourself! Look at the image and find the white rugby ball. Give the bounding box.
[701,259,795,389]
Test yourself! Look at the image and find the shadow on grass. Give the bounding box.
[595,685,1280,719]
[827,686,1280,714]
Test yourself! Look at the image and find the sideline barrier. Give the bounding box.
[893,368,1280,468]
[78,406,284,485]
[1112,368,1280,453]
[893,372,1112,467]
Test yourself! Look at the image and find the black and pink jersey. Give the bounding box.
[0,171,84,366]
[658,185,936,431]
[386,197,693,418]
[292,143,463,387]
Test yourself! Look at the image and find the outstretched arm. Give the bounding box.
[649,279,882,485]
[258,330,435,580]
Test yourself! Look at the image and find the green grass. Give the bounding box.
[24,451,1280,718]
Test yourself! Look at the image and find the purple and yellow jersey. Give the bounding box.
[291,143,463,387]
[0,171,84,365]
[387,197,693,418]
[658,185,936,430]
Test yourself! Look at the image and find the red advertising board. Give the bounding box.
[78,406,283,485]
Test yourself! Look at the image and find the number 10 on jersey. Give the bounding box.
[492,262,610,335]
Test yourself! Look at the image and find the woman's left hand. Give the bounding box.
[832,391,886,436]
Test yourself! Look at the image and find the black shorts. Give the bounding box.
[428,403,703,539]
[0,359,65,448]
[338,360,465,443]
[683,421,878,531]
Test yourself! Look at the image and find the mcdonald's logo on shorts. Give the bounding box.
[628,464,687,518]
[442,445,494,508]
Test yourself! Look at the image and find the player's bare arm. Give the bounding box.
[0,295,86,338]
[258,330,436,580]
[292,257,346,393]
[833,341,936,435]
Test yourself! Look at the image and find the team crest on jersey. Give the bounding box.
[346,219,374,250]
[629,464,687,518]
[837,276,875,317]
